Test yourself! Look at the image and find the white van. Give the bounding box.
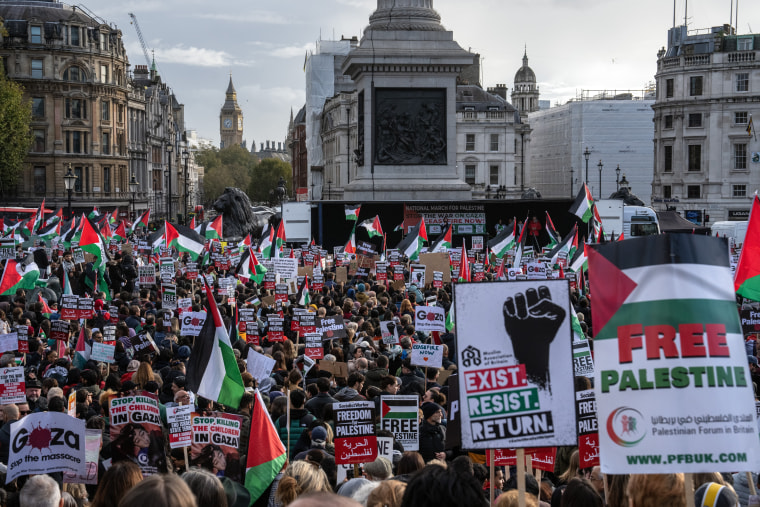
[711,221,748,248]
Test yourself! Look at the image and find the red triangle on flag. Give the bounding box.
[381,400,392,418]
[587,247,638,336]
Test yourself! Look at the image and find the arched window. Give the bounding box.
[63,66,87,82]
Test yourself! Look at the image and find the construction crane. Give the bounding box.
[128,13,151,68]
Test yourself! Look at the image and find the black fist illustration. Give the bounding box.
[503,286,566,389]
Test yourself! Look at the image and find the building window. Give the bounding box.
[689,76,703,96]
[688,145,701,171]
[465,164,476,184]
[32,129,45,152]
[30,25,42,44]
[70,26,80,47]
[118,104,124,123]
[734,184,747,198]
[736,73,749,92]
[100,64,108,84]
[734,143,748,170]
[736,112,748,124]
[74,167,83,192]
[489,134,499,152]
[664,115,673,129]
[32,97,44,117]
[490,165,499,185]
[688,113,702,127]
[63,66,86,82]
[101,132,110,155]
[66,131,88,154]
[33,167,46,195]
[738,36,754,51]
[101,100,110,121]
[99,33,109,51]
[31,59,43,78]
[664,145,673,172]
[465,134,475,152]
[65,98,87,119]
[103,166,111,193]
[663,185,672,199]
[687,185,701,199]
[666,79,674,98]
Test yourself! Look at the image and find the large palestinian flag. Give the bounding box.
[244,390,287,503]
[588,234,760,473]
[488,219,516,258]
[0,259,40,295]
[396,218,427,261]
[429,224,453,253]
[569,183,594,223]
[165,222,205,260]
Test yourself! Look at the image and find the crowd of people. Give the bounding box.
[0,222,755,507]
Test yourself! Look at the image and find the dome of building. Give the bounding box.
[514,50,536,83]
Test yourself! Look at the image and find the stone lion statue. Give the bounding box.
[212,187,276,240]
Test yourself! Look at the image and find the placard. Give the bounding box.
[60,295,79,320]
[379,395,419,451]
[0,366,26,404]
[190,412,242,481]
[246,349,276,386]
[392,264,405,281]
[109,392,165,475]
[299,313,316,334]
[102,325,116,342]
[334,401,378,465]
[414,306,446,333]
[185,262,198,280]
[380,321,400,345]
[410,343,444,368]
[0,239,15,260]
[419,252,452,284]
[375,262,388,283]
[271,258,298,280]
[576,389,599,468]
[138,266,156,286]
[129,331,158,357]
[266,316,284,341]
[317,316,346,340]
[526,262,547,280]
[181,312,207,337]
[433,271,443,289]
[62,429,101,485]
[50,319,70,341]
[319,360,348,379]
[162,284,177,310]
[91,342,115,363]
[167,405,193,449]
[454,280,576,449]
[304,333,324,360]
[0,332,17,354]
[274,283,289,303]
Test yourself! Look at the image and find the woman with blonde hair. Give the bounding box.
[133,362,155,390]
[627,473,686,507]
[118,473,197,507]
[557,449,582,485]
[275,460,332,506]
[366,479,407,507]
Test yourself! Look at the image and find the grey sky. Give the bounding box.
[92,0,759,148]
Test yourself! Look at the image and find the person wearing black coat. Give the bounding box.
[418,402,451,463]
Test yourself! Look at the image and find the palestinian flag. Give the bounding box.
[445,297,455,332]
[569,183,594,223]
[588,235,758,472]
[100,221,113,242]
[430,224,453,253]
[735,194,760,300]
[0,260,40,295]
[258,225,274,258]
[274,220,286,258]
[32,199,45,233]
[36,220,60,242]
[244,390,287,503]
[38,293,53,315]
[238,234,252,254]
[513,216,529,269]
[72,326,91,370]
[344,229,356,255]
[345,204,361,221]
[568,243,588,274]
[107,209,119,225]
[205,215,223,240]
[548,224,578,267]
[165,222,205,260]
[359,215,383,239]
[297,276,310,307]
[592,205,604,243]
[458,243,471,282]
[186,280,245,409]
[488,219,516,258]
[79,217,108,271]
[88,207,100,220]
[238,247,267,285]
[44,208,63,227]
[129,209,150,236]
[113,221,127,242]
[380,397,418,419]
[394,221,404,232]
[545,212,560,250]
[396,218,427,261]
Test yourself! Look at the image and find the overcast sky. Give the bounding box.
[93,0,759,149]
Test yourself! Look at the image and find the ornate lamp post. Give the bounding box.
[63,164,78,220]
[583,146,590,184]
[182,150,189,224]
[129,173,139,221]
[597,160,604,200]
[166,143,173,222]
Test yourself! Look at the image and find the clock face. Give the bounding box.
[223,118,232,128]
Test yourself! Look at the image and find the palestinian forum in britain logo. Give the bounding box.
[606,407,646,447]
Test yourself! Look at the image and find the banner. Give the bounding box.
[247,349,276,385]
[379,395,419,451]
[485,447,557,472]
[0,367,26,404]
[271,258,298,280]
[109,392,166,475]
[181,311,207,337]
[304,333,324,360]
[414,306,446,333]
[380,321,400,345]
[7,412,86,482]
[334,401,378,465]
[162,284,177,310]
[190,412,242,481]
[589,235,760,473]
[167,405,193,449]
[267,316,284,341]
[410,343,443,368]
[317,316,346,340]
[454,280,576,449]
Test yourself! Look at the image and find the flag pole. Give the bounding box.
[489,449,495,506]
[684,473,695,507]
[286,388,291,460]
[516,448,526,507]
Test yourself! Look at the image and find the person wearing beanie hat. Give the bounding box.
[363,457,392,481]
[694,482,739,507]
[419,402,449,463]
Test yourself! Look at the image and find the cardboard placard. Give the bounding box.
[419,252,452,284]
[335,267,348,284]
[318,360,348,379]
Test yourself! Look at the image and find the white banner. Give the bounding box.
[247,349,276,386]
[0,332,18,354]
[414,306,446,333]
[8,412,86,482]
[454,280,576,449]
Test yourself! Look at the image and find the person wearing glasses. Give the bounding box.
[589,466,605,500]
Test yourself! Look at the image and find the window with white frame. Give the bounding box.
[465,134,475,152]
[734,143,748,170]
[30,25,42,44]
[733,184,747,198]
[738,37,754,51]
[489,134,499,152]
[735,112,748,124]
[465,164,476,184]
[736,73,749,92]
[490,165,499,185]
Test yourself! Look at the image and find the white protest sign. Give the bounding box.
[0,366,26,404]
[413,306,446,333]
[410,264,426,287]
[526,262,547,280]
[0,332,18,354]
[91,342,115,363]
[410,343,444,368]
[181,311,207,337]
[62,429,101,485]
[454,280,576,449]
[380,395,419,451]
[166,405,193,449]
[271,258,298,280]
[7,412,86,482]
[380,321,400,345]
[247,349,276,386]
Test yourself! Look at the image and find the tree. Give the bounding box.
[196,145,255,206]
[0,60,32,198]
[248,158,293,205]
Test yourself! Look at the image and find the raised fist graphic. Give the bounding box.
[503,286,566,389]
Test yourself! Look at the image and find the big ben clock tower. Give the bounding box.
[219,76,243,148]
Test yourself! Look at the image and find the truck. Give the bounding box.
[595,199,660,239]
[710,221,748,249]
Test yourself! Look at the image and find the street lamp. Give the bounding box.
[619,174,630,191]
[497,185,507,199]
[129,173,139,222]
[597,160,604,200]
[166,143,173,223]
[182,150,189,225]
[327,179,332,200]
[63,164,78,220]
[583,146,590,184]
[615,164,621,191]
